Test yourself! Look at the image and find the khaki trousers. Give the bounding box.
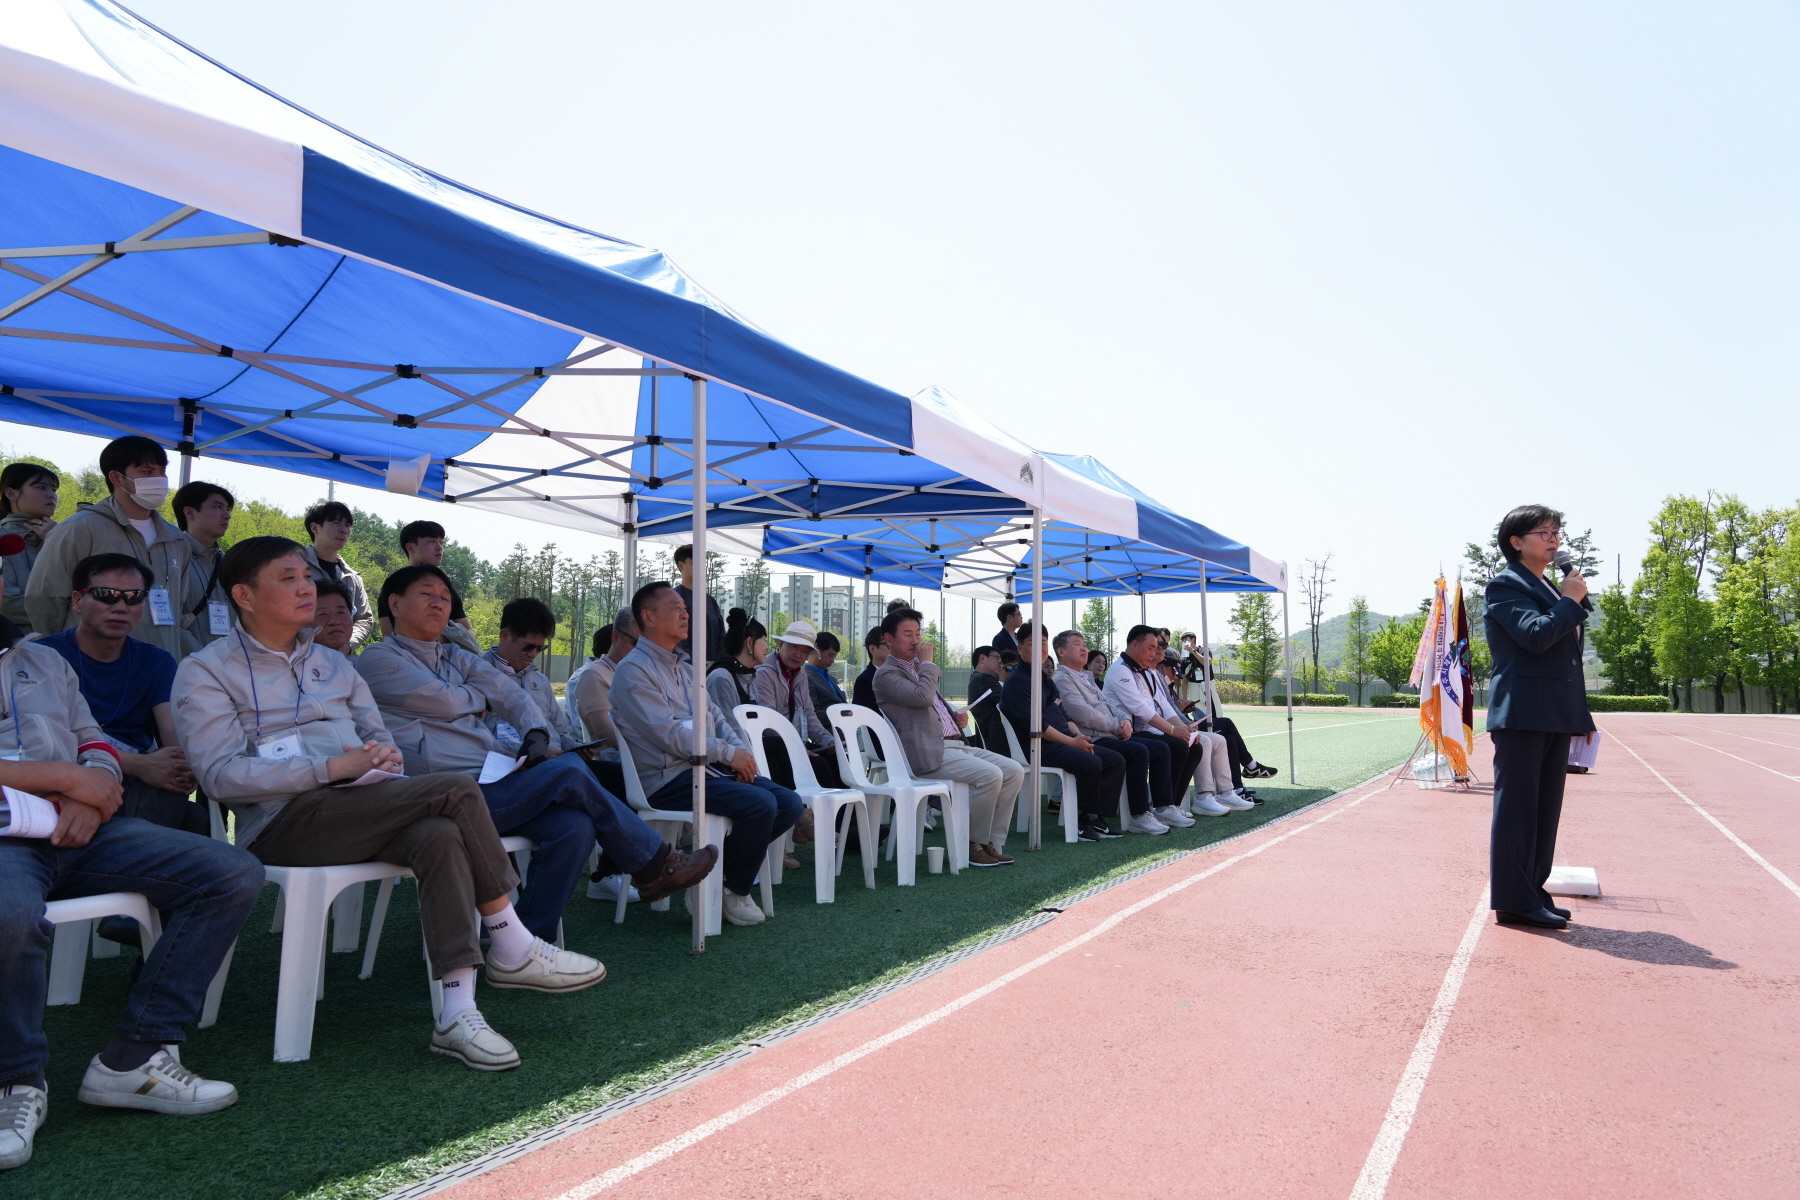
[248,773,519,977]
[1196,730,1233,796]
[919,743,1027,850]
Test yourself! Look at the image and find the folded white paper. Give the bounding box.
[478,752,527,785]
[1,787,59,838]
[341,769,406,788]
[1569,730,1604,770]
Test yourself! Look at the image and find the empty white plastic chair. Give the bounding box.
[44,893,162,1007]
[735,704,876,903]
[1000,713,1078,843]
[825,704,968,885]
[616,737,774,934]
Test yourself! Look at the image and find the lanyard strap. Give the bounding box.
[189,552,223,616]
[240,632,306,741]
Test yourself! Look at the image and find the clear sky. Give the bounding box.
[15,0,1800,641]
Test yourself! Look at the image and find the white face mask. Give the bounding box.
[127,476,169,509]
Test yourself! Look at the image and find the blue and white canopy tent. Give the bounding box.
[0,0,1290,886]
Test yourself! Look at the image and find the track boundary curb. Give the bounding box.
[380,766,1399,1200]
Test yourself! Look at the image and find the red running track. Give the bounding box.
[430,715,1800,1200]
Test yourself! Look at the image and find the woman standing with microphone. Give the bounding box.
[1484,505,1595,930]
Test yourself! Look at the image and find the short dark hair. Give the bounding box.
[998,650,1020,670]
[1497,504,1563,564]
[673,544,693,565]
[501,597,556,640]
[880,607,923,640]
[171,481,233,531]
[886,597,910,613]
[1016,620,1047,647]
[862,624,885,650]
[302,501,353,541]
[0,462,57,516]
[313,579,353,611]
[1085,648,1107,668]
[1125,624,1160,646]
[98,436,166,484]
[1051,628,1084,654]
[631,581,674,629]
[973,644,999,667]
[591,627,611,658]
[399,520,445,552]
[219,536,307,608]
[378,564,453,613]
[814,630,840,654]
[997,602,1020,623]
[73,552,151,591]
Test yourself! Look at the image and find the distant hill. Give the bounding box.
[1292,609,1397,673]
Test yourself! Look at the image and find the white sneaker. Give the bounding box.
[485,938,607,993]
[77,1050,236,1115]
[1124,811,1170,835]
[1192,794,1233,816]
[430,1008,521,1071]
[587,876,641,903]
[0,1084,46,1170]
[1216,790,1256,811]
[1154,805,1196,828]
[722,890,766,926]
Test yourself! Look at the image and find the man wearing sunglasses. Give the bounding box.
[483,598,584,756]
[41,554,198,843]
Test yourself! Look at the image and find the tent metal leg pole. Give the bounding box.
[1028,509,1044,852]
[1283,585,1295,785]
[1200,567,1217,714]
[969,596,976,660]
[1140,592,1147,627]
[862,547,872,669]
[689,377,708,955]
[622,493,637,600]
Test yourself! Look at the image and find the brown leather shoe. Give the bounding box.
[968,843,1001,868]
[792,808,817,845]
[984,843,1015,865]
[635,845,719,904]
[783,852,802,872]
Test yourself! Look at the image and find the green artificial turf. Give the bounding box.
[20,713,1427,1200]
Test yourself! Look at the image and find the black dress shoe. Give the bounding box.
[1547,904,1571,919]
[1495,907,1569,929]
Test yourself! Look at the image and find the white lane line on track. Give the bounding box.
[1717,728,1800,751]
[547,776,1396,1199]
[1243,717,1418,738]
[1667,734,1800,785]
[1611,730,1800,902]
[1347,884,1490,1200]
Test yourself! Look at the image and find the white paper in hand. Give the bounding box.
[478,752,527,785]
[1,787,60,838]
[340,769,406,788]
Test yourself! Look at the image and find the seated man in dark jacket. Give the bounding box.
[965,645,1007,752]
[1000,623,1126,842]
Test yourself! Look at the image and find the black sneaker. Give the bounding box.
[1078,818,1123,842]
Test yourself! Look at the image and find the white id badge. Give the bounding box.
[148,586,175,626]
[208,601,232,635]
[256,730,304,760]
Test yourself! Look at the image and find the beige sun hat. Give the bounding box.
[774,619,819,649]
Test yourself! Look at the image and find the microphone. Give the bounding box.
[1554,549,1595,612]
[0,535,24,558]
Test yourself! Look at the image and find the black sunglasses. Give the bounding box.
[81,587,148,607]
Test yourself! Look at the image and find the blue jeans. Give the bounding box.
[0,817,264,1082]
[647,773,803,896]
[482,755,664,941]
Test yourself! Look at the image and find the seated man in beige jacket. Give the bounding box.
[870,607,1024,868]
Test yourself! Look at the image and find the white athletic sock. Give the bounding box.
[438,967,477,1022]
[481,903,535,967]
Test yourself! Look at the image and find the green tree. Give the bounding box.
[1299,555,1334,694]
[1342,595,1375,703]
[1591,583,1657,695]
[1224,594,1281,700]
[1369,613,1427,695]
[1078,597,1115,658]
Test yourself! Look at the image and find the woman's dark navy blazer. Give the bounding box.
[1482,561,1596,735]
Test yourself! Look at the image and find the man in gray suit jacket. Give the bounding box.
[872,607,1024,868]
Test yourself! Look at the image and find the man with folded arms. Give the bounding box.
[611,581,803,927]
[1002,622,1130,840]
[1102,626,1248,817]
[174,537,606,1073]
[0,534,262,1166]
[874,607,1024,866]
[1052,628,1194,832]
[357,566,713,937]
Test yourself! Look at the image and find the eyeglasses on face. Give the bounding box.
[1527,527,1562,540]
[81,587,148,606]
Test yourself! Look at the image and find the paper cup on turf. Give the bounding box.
[926,846,945,874]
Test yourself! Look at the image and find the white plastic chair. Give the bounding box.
[615,737,775,934]
[825,704,968,885]
[735,705,876,903]
[44,893,162,1007]
[1000,714,1079,843]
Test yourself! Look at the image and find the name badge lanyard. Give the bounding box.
[190,552,224,616]
[240,632,307,742]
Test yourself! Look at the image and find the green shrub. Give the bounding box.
[1371,693,1420,708]
[1266,694,1351,707]
[1586,695,1672,713]
[1212,679,1263,705]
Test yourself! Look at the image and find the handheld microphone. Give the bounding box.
[1553,549,1595,612]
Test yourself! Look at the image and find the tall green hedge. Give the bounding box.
[1266,694,1351,707]
[1586,695,1672,713]
[1371,693,1420,708]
